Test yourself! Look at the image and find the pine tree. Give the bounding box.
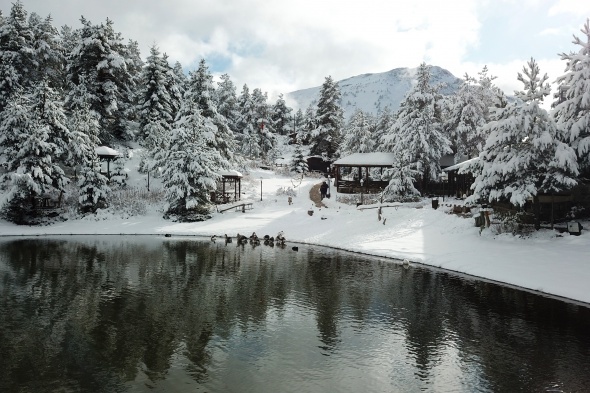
[67,84,101,171]
[292,108,305,143]
[0,1,35,110]
[271,93,292,135]
[187,59,237,164]
[137,45,174,172]
[310,76,343,160]
[374,106,395,151]
[236,84,260,158]
[216,73,239,133]
[383,63,451,192]
[300,103,316,146]
[443,66,504,159]
[383,151,420,202]
[340,109,375,156]
[290,144,309,174]
[78,155,110,213]
[65,17,134,142]
[469,58,578,228]
[29,13,64,90]
[553,19,590,173]
[161,97,225,220]
[0,86,70,220]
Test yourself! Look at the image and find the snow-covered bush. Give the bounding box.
[276,187,297,197]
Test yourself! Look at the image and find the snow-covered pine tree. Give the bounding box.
[67,83,101,172]
[0,85,70,222]
[290,144,309,175]
[383,63,451,192]
[299,103,316,146]
[310,76,343,160]
[292,108,305,144]
[0,1,35,111]
[65,17,134,143]
[252,87,276,161]
[29,13,64,90]
[553,18,590,173]
[170,60,186,114]
[187,59,237,165]
[374,106,395,151]
[237,84,262,159]
[78,155,110,213]
[468,58,579,229]
[122,39,144,133]
[216,73,239,133]
[271,93,292,135]
[136,45,174,172]
[340,109,375,156]
[443,66,504,160]
[161,96,225,220]
[382,150,420,202]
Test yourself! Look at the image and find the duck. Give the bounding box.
[210,235,217,242]
[276,231,286,245]
[292,246,299,251]
[237,233,248,244]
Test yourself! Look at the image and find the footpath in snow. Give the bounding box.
[0,170,589,307]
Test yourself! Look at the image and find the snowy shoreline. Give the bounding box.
[2,172,589,308]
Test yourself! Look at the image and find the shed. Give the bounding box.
[332,153,395,193]
[212,170,243,204]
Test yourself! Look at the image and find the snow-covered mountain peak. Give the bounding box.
[287,65,462,120]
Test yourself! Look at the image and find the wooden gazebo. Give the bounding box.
[332,153,395,193]
[95,146,120,177]
[212,170,243,204]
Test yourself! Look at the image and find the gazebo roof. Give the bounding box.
[333,152,396,167]
[217,170,243,178]
[95,146,120,157]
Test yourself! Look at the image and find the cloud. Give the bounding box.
[5,0,581,105]
[548,0,590,16]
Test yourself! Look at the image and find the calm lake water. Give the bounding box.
[1,236,589,393]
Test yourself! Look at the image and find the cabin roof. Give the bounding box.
[333,152,396,167]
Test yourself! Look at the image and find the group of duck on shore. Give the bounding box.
[211,231,291,248]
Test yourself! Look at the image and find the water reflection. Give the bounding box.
[0,236,589,392]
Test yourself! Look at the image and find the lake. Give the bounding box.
[1,236,589,392]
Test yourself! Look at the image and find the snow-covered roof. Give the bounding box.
[333,152,396,166]
[217,170,243,177]
[443,157,479,172]
[95,146,120,157]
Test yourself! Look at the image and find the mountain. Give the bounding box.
[287,65,463,120]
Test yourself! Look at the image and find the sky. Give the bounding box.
[4,0,590,105]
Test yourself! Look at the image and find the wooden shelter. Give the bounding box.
[212,170,243,204]
[95,146,120,177]
[332,153,394,193]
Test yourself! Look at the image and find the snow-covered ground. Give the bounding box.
[1,164,589,306]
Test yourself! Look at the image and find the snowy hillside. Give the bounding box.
[287,65,463,120]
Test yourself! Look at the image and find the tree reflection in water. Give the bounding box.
[0,236,589,392]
